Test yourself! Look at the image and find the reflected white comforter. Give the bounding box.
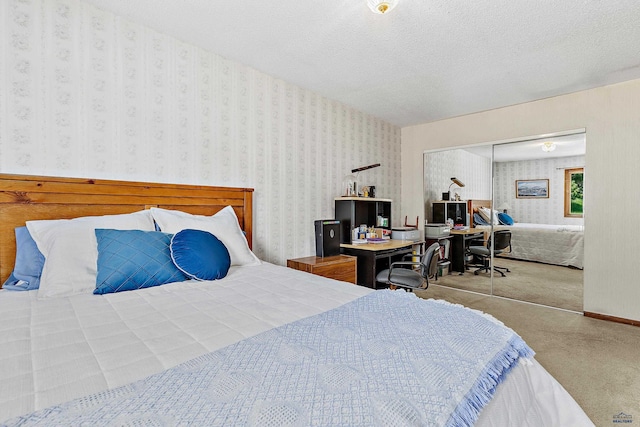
[480,223,584,268]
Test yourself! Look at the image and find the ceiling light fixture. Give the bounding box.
[541,141,557,152]
[367,0,398,14]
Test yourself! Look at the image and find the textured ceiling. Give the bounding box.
[464,133,586,162]
[81,0,640,127]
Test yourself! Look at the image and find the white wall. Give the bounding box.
[402,79,640,322]
[0,0,402,265]
[494,156,585,225]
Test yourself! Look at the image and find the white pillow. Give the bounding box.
[478,207,500,225]
[26,210,155,298]
[492,209,501,225]
[150,206,260,267]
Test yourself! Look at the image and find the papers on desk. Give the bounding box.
[351,237,392,245]
[366,238,387,244]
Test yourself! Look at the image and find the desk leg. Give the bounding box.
[451,235,465,274]
[353,252,377,289]
[343,247,415,288]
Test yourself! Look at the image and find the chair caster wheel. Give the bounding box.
[474,271,479,275]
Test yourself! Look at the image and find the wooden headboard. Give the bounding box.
[467,199,492,229]
[0,174,254,284]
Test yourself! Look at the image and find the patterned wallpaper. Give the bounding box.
[494,155,585,225]
[423,149,492,222]
[0,0,401,265]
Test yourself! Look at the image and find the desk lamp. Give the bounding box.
[443,177,465,201]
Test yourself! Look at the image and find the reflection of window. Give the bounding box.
[564,168,584,218]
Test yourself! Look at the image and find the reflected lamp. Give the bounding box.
[443,177,465,201]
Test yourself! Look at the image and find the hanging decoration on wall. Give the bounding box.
[343,163,381,197]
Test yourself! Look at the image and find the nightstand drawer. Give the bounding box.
[287,255,357,284]
[312,262,356,283]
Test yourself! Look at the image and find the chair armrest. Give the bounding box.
[390,261,422,268]
[389,261,424,276]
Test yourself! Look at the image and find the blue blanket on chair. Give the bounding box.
[4,290,533,427]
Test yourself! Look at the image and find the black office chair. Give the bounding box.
[376,242,440,291]
[468,230,512,277]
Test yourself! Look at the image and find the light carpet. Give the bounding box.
[415,285,640,427]
[434,257,583,312]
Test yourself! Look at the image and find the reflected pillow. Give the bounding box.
[498,212,514,226]
[478,207,492,224]
[26,210,156,298]
[2,227,45,291]
[170,229,230,281]
[478,207,500,225]
[473,213,489,226]
[94,229,187,295]
[151,206,260,267]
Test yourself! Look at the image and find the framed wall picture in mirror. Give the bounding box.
[515,179,549,198]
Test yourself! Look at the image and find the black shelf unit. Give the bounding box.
[432,201,468,226]
[335,197,392,243]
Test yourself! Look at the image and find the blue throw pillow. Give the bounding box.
[497,212,514,225]
[170,229,231,281]
[2,227,45,291]
[94,229,188,295]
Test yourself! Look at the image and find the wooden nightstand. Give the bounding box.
[287,255,357,284]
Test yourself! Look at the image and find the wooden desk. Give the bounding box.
[340,239,422,288]
[450,228,485,273]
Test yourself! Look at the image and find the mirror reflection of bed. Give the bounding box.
[469,199,584,311]
[423,133,585,312]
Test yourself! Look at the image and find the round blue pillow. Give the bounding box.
[497,212,514,225]
[170,229,231,281]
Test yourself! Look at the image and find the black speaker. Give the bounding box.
[314,220,341,257]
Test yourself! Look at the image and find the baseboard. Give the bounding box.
[584,311,640,327]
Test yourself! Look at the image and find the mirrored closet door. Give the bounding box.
[423,132,585,312]
[490,135,585,311]
[423,147,493,296]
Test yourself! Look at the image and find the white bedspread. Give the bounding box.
[0,263,592,425]
[480,223,584,268]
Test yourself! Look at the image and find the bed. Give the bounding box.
[468,199,584,269]
[0,174,592,426]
